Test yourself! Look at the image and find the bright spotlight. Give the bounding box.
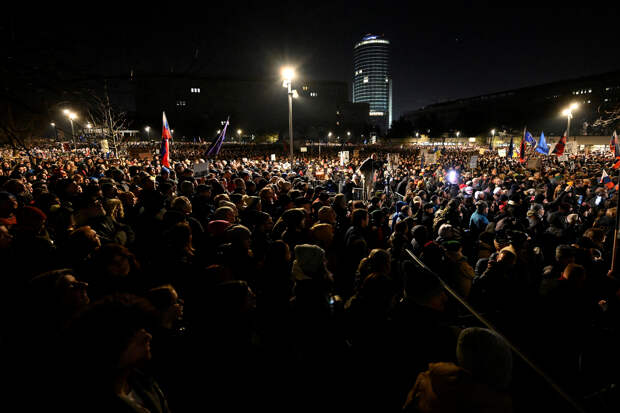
[281,67,295,81]
[447,170,459,184]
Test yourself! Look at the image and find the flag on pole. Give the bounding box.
[420,150,425,169]
[552,132,567,156]
[160,112,172,169]
[519,129,527,163]
[601,169,615,189]
[205,117,230,158]
[535,131,549,155]
[611,131,620,169]
[524,131,536,147]
[508,135,514,159]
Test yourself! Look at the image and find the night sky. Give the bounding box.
[5,4,620,119]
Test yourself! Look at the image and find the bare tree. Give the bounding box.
[87,82,128,156]
[592,103,620,131]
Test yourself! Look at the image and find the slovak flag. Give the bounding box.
[600,169,615,189]
[161,112,172,169]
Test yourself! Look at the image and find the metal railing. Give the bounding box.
[404,249,587,413]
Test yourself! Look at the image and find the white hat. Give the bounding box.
[493,187,502,195]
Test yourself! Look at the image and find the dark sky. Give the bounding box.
[5,4,620,118]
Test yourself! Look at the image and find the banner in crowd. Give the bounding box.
[300,147,307,153]
[527,158,542,170]
[469,155,478,169]
[339,151,349,166]
[193,162,210,177]
[270,154,276,161]
[101,139,109,153]
[498,149,506,157]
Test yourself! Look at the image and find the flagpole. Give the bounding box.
[612,134,620,274]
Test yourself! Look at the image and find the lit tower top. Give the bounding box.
[353,34,392,134]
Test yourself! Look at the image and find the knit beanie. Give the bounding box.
[293,244,326,277]
[456,327,513,389]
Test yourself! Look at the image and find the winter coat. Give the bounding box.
[404,362,512,413]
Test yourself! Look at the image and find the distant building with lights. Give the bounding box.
[353,34,392,135]
[402,70,620,137]
[130,74,369,140]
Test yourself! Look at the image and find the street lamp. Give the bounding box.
[145,126,151,141]
[456,131,460,138]
[63,110,77,151]
[281,66,297,164]
[491,128,496,148]
[562,102,579,142]
[50,122,58,140]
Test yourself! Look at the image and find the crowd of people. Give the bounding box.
[2,140,620,412]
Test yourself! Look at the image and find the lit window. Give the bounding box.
[336,111,340,115]
[363,76,369,83]
[176,100,187,107]
[385,78,389,82]
[190,88,200,93]
[589,89,592,93]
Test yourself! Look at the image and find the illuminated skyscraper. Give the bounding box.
[353,34,392,134]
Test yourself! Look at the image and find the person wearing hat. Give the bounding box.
[469,201,489,240]
[403,327,512,412]
[443,240,475,298]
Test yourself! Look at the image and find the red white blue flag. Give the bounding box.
[601,169,615,189]
[161,112,172,169]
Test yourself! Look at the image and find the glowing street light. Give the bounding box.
[562,102,579,141]
[63,110,78,151]
[456,131,460,138]
[281,66,297,164]
[145,126,151,141]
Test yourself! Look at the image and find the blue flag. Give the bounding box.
[536,132,549,155]
[508,135,514,158]
[525,131,536,147]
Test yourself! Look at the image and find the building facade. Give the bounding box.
[402,70,620,138]
[132,75,361,141]
[353,34,392,135]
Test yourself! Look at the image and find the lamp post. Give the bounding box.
[491,128,496,149]
[562,102,579,143]
[145,126,151,141]
[50,122,58,140]
[63,110,77,152]
[237,129,242,143]
[281,67,297,165]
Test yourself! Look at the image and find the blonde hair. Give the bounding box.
[103,198,124,221]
